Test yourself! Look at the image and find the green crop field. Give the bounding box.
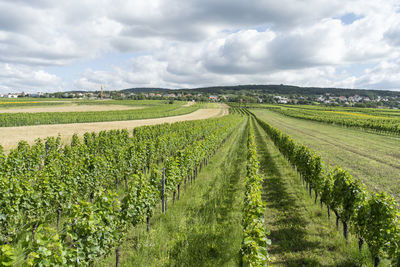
[248,103,400,134]
[251,108,400,201]
[0,100,202,127]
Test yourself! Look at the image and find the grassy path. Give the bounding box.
[100,117,248,266]
[251,108,400,201]
[252,118,371,266]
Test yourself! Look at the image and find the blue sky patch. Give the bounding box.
[337,13,364,25]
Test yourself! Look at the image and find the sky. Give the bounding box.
[1,0,400,93]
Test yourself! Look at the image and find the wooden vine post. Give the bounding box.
[161,168,165,213]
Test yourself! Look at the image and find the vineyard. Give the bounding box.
[0,100,200,127]
[0,102,400,266]
[0,112,243,265]
[248,104,400,135]
[251,110,399,266]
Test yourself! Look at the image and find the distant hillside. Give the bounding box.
[119,84,400,97]
[121,88,170,93]
[187,85,400,97]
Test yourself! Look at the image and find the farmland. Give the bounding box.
[250,104,400,134]
[1,100,400,266]
[0,105,227,151]
[251,107,400,201]
[0,104,140,113]
[0,100,201,127]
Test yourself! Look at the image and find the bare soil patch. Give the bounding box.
[0,104,141,113]
[0,106,228,151]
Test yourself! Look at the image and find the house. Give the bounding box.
[278,98,289,104]
[163,93,175,98]
[209,95,218,101]
[274,95,290,104]
[354,95,362,102]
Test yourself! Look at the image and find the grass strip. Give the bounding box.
[100,117,249,266]
[252,119,373,266]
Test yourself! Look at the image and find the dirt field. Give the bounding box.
[0,104,141,113]
[0,106,229,151]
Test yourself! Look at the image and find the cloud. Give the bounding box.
[351,59,400,89]
[0,64,63,93]
[1,0,400,91]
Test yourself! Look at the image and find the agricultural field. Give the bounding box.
[0,104,140,114]
[1,101,400,266]
[249,104,400,134]
[0,104,227,151]
[251,107,400,201]
[0,100,201,127]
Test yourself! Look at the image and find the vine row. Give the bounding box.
[252,112,400,267]
[241,119,270,266]
[0,114,243,266]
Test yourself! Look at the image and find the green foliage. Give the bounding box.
[241,120,270,266]
[62,191,121,265]
[24,226,66,266]
[0,245,15,266]
[263,105,400,135]
[120,173,157,227]
[0,101,199,127]
[251,109,400,264]
[0,113,243,265]
[320,172,334,208]
[330,167,366,223]
[356,192,399,259]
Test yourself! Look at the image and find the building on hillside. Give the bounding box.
[274,95,290,104]
[354,95,362,102]
[209,95,218,101]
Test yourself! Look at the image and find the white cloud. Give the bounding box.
[0,0,400,91]
[0,64,63,92]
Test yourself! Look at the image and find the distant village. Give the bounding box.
[2,89,400,108]
[274,93,395,105]
[0,91,223,102]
